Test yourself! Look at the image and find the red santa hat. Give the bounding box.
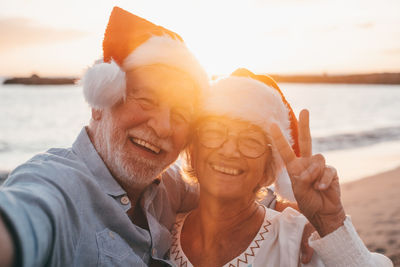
[202,68,299,201]
[82,7,208,109]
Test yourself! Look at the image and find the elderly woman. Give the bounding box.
[169,69,392,266]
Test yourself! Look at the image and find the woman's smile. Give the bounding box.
[209,163,243,176]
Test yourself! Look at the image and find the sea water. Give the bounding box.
[1,82,400,182]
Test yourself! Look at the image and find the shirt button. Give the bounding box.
[120,195,130,205]
[152,248,157,256]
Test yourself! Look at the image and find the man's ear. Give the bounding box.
[91,109,102,121]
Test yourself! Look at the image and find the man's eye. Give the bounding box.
[135,98,156,110]
[171,107,193,123]
[171,110,191,123]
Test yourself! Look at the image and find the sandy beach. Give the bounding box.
[341,166,400,265]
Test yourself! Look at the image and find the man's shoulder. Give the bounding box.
[18,147,84,173]
[6,146,91,188]
[162,162,182,181]
[158,163,184,197]
[160,162,197,192]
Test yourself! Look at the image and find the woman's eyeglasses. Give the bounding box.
[196,120,271,158]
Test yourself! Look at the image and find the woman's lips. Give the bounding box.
[210,163,244,176]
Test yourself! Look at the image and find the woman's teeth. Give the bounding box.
[211,164,241,175]
[131,138,161,154]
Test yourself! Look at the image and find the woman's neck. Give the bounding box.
[197,194,260,236]
[181,192,265,267]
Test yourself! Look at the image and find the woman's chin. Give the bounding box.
[200,182,248,201]
[197,165,254,201]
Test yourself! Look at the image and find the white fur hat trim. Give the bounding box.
[204,76,293,144]
[82,35,207,109]
[272,152,296,202]
[123,35,208,92]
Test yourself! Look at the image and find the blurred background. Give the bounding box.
[1,0,400,76]
[1,0,399,178]
[0,0,400,262]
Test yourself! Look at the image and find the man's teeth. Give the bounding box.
[211,164,241,175]
[132,138,161,154]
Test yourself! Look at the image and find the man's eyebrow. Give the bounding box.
[127,86,155,96]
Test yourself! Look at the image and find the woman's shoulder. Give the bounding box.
[170,211,193,267]
[171,211,191,236]
[249,206,308,266]
[175,212,191,223]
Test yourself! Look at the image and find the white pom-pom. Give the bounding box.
[274,168,296,202]
[82,60,126,109]
[271,149,296,202]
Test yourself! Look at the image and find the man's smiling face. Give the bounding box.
[95,64,198,188]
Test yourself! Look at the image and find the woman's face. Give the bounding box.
[191,116,273,201]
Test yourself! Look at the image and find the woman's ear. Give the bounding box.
[91,108,102,121]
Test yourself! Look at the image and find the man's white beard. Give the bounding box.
[94,112,167,188]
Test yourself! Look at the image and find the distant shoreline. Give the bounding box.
[3,74,76,85]
[2,72,400,85]
[270,72,400,85]
[210,72,400,85]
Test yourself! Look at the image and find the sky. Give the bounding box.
[0,0,399,77]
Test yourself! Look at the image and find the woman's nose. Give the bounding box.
[218,135,241,158]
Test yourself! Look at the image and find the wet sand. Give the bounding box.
[341,166,400,265]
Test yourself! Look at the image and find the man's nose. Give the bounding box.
[147,106,172,139]
[218,135,241,158]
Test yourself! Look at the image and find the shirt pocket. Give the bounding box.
[96,228,146,266]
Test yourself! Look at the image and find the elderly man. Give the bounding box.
[0,7,315,267]
[0,7,209,266]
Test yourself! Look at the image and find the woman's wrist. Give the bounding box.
[275,200,299,212]
[310,209,346,237]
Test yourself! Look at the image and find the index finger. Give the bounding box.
[270,123,296,164]
[299,109,312,157]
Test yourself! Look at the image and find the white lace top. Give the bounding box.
[169,206,393,267]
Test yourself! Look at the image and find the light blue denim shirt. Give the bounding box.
[0,127,199,266]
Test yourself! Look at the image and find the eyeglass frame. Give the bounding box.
[195,118,273,159]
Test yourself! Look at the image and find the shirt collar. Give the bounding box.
[72,127,127,197]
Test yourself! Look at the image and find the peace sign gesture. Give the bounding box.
[271,109,346,237]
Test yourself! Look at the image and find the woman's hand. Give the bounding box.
[270,109,346,237]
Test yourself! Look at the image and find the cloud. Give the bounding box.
[0,17,88,51]
[357,22,374,29]
[384,48,400,55]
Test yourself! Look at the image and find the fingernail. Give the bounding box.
[319,183,327,190]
